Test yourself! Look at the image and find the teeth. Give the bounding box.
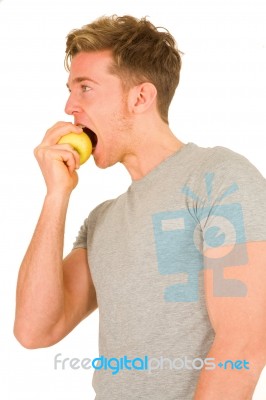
[77,124,86,128]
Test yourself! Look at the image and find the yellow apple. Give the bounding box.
[58,132,92,165]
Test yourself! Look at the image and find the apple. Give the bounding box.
[57,132,92,165]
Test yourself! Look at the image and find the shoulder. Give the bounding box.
[182,143,266,213]
[88,189,128,223]
[192,142,255,168]
[88,198,116,223]
[191,142,265,182]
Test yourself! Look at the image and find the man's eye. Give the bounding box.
[81,85,91,92]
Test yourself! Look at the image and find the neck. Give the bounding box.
[121,122,185,181]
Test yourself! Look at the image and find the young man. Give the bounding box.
[14,15,266,399]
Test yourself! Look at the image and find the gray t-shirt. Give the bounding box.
[73,142,266,399]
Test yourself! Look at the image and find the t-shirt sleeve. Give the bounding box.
[73,217,89,249]
[197,150,266,246]
[188,148,266,285]
[72,199,114,250]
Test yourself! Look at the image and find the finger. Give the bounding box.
[58,150,78,173]
[54,143,80,169]
[34,145,80,170]
[41,122,83,146]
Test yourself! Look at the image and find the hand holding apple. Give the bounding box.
[57,132,92,165]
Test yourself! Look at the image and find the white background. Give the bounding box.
[0,0,265,398]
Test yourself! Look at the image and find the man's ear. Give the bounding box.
[128,82,157,114]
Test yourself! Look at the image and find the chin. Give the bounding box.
[94,158,118,169]
[93,154,113,169]
[93,146,119,169]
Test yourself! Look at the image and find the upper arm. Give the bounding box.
[204,241,266,348]
[52,247,98,342]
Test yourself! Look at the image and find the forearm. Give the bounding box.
[194,337,265,400]
[14,192,70,348]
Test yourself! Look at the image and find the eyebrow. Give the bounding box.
[66,76,99,89]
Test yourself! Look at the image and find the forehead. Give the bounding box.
[68,50,114,84]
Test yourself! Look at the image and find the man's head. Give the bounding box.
[65,15,182,124]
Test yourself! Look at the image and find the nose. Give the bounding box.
[64,93,82,115]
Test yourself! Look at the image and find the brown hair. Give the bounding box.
[65,15,182,123]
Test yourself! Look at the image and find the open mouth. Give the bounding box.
[83,127,98,150]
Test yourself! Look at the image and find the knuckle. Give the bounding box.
[33,146,41,157]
